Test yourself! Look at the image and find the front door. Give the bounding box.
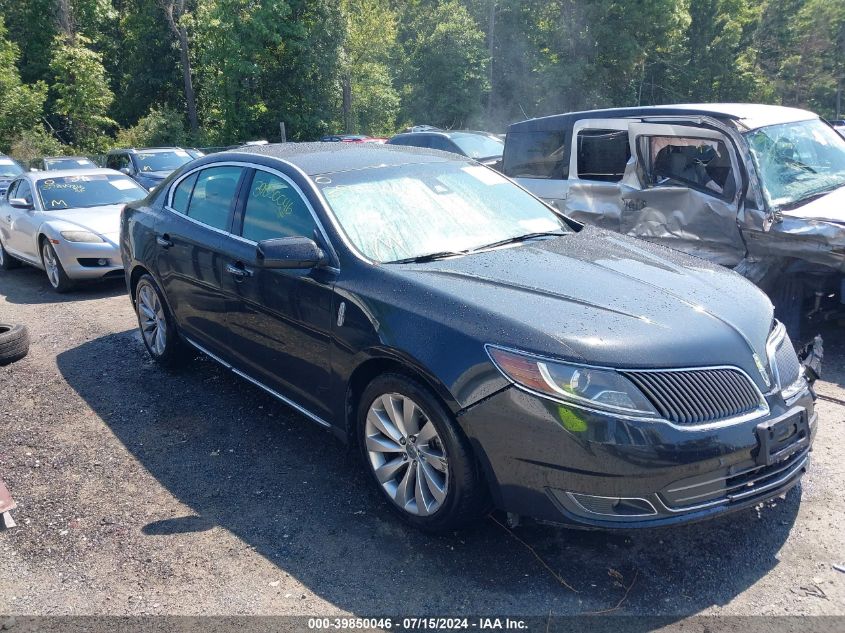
[219,167,337,421]
[155,165,246,353]
[6,180,40,261]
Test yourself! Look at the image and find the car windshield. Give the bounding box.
[744,118,845,209]
[37,174,147,209]
[134,150,192,172]
[317,162,567,262]
[44,157,96,170]
[0,157,23,178]
[450,133,504,159]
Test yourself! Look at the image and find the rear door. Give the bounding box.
[155,164,246,354]
[219,166,338,422]
[623,122,745,265]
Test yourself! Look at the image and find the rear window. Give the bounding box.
[576,129,630,182]
[503,130,567,179]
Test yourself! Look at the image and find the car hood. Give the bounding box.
[387,226,774,387]
[783,184,845,223]
[41,205,123,242]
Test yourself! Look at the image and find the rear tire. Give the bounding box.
[0,238,20,271]
[0,323,30,365]
[357,373,486,532]
[134,274,188,366]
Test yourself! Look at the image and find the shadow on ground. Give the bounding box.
[56,330,800,616]
[0,266,125,305]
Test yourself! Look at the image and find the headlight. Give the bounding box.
[487,346,659,416]
[61,230,104,243]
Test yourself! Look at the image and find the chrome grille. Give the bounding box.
[622,368,762,425]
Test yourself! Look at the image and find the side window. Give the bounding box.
[577,129,630,182]
[241,170,317,242]
[502,130,567,179]
[170,172,198,214]
[106,154,117,169]
[186,166,243,231]
[6,180,19,200]
[649,136,736,198]
[16,180,33,205]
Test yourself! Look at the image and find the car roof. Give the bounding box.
[28,167,126,180]
[392,129,498,139]
[107,147,185,154]
[43,156,93,160]
[509,103,818,133]
[225,142,465,175]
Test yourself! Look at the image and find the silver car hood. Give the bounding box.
[41,204,123,240]
[782,184,845,223]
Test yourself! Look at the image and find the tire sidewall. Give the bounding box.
[357,373,478,532]
[41,240,72,292]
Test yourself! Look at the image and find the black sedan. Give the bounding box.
[120,143,816,532]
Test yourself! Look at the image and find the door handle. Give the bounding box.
[156,235,173,248]
[226,262,253,280]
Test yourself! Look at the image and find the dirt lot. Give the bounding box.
[1,265,844,620]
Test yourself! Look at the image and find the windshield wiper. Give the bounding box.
[471,231,566,253]
[388,250,469,264]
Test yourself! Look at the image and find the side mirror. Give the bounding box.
[119,167,133,176]
[9,198,33,210]
[257,236,325,270]
[29,167,40,172]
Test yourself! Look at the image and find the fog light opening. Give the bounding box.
[567,492,658,518]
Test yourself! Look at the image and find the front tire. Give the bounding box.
[358,373,486,532]
[134,274,188,366]
[41,240,74,293]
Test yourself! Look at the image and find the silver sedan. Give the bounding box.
[0,168,147,292]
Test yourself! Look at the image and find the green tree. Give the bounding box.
[0,17,48,152]
[49,34,116,151]
[399,0,489,128]
[115,105,188,148]
[340,0,400,134]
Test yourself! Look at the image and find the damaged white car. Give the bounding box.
[503,104,845,345]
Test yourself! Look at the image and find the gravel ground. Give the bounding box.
[0,265,843,620]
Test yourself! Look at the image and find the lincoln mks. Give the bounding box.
[120,143,815,532]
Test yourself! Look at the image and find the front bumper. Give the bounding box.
[458,385,815,528]
[52,237,123,280]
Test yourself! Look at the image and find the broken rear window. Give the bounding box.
[577,129,630,183]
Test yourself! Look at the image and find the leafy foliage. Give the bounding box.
[114,105,189,148]
[0,18,48,154]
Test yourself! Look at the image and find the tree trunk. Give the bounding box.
[161,1,199,136]
[342,75,352,134]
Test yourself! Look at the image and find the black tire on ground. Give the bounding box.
[0,323,30,366]
[771,275,803,341]
[0,238,21,271]
[357,373,487,533]
[134,274,189,367]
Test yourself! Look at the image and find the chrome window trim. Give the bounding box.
[183,336,332,429]
[485,343,770,430]
[165,159,340,267]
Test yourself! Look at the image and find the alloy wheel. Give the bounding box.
[42,242,60,288]
[138,283,167,356]
[365,393,449,516]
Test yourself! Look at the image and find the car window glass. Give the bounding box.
[16,180,33,205]
[6,180,19,199]
[577,129,630,182]
[171,172,198,214]
[503,130,567,179]
[241,170,317,242]
[186,166,242,231]
[429,136,456,153]
[649,136,735,198]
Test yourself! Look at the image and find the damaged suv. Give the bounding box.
[503,104,845,337]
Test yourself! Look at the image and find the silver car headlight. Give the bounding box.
[487,346,659,416]
[61,230,104,243]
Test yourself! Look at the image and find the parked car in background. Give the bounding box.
[828,119,845,139]
[319,134,371,143]
[0,154,25,199]
[30,156,97,172]
[186,148,206,159]
[503,104,845,336]
[121,143,814,532]
[387,130,504,167]
[105,147,194,191]
[0,168,147,292]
